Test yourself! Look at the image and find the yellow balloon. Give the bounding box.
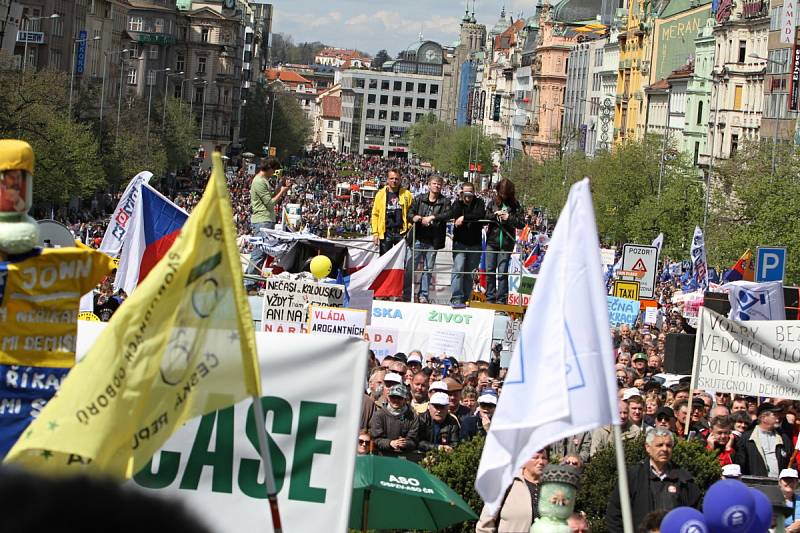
[310,255,332,280]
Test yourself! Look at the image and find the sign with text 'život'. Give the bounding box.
[693,307,800,399]
[621,244,658,299]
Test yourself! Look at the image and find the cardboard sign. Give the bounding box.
[607,296,641,326]
[260,278,344,329]
[426,330,466,359]
[613,280,640,301]
[365,326,398,360]
[600,248,616,266]
[621,244,658,299]
[261,320,307,334]
[307,305,367,337]
[644,306,659,325]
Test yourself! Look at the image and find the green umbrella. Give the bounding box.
[350,454,478,532]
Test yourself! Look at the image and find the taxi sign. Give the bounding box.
[613,280,640,301]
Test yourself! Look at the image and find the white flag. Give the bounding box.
[724,280,786,321]
[691,225,708,290]
[98,171,152,258]
[652,232,664,255]
[475,179,619,512]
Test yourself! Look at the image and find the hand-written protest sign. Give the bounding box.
[308,305,367,338]
[644,306,658,325]
[693,307,800,399]
[607,296,641,327]
[426,330,465,359]
[365,326,398,360]
[260,278,344,330]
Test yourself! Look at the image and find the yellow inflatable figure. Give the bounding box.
[0,140,40,255]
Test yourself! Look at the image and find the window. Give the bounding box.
[128,16,143,32]
[147,69,156,86]
[404,97,413,107]
[768,48,790,73]
[393,81,401,91]
[176,54,185,73]
[429,99,437,109]
[48,49,61,69]
[127,67,138,85]
[770,6,781,31]
[416,113,424,121]
[366,109,375,118]
[403,112,412,122]
[379,110,387,120]
[731,133,739,155]
[380,95,388,105]
[733,85,743,109]
[149,45,158,59]
[367,94,376,104]
[194,86,204,103]
[223,89,230,105]
[201,27,210,43]
[327,120,334,128]
[391,111,399,121]
[355,78,365,88]
[197,56,206,74]
[738,40,746,63]
[154,18,164,33]
[369,79,377,89]
[327,133,333,142]
[697,101,703,125]
[174,84,182,99]
[392,95,400,106]
[417,83,426,93]
[416,98,425,108]
[381,80,390,90]
[53,14,63,36]
[406,82,414,91]
[694,142,700,166]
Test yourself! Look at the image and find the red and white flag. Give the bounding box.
[345,240,406,298]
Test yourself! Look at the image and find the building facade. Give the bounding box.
[314,84,340,149]
[761,0,794,142]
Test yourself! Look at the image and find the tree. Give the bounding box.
[269,33,326,65]
[372,49,391,70]
[241,81,312,160]
[407,116,498,177]
[158,96,199,175]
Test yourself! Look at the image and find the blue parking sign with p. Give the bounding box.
[755,246,787,282]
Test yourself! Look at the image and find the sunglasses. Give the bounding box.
[358,439,370,446]
[563,460,580,466]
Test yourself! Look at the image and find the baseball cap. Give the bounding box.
[780,468,799,480]
[757,402,782,417]
[691,397,707,409]
[429,392,450,406]
[632,352,647,362]
[478,393,498,405]
[384,372,403,384]
[444,377,463,392]
[722,464,742,478]
[655,406,675,419]
[622,388,642,401]
[429,380,448,393]
[392,352,408,364]
[407,354,423,365]
[388,384,409,398]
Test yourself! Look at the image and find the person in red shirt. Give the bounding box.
[705,415,736,466]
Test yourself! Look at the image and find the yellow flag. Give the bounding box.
[5,152,261,477]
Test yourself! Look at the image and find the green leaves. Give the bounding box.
[242,82,312,160]
[407,118,498,178]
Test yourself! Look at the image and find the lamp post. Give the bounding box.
[146,67,171,143]
[100,48,129,123]
[117,55,142,140]
[69,34,101,117]
[162,71,184,127]
[694,73,719,233]
[22,13,59,72]
[750,53,786,176]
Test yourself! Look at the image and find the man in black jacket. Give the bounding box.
[606,427,701,532]
[734,402,792,477]
[449,182,486,307]
[416,392,461,456]
[407,175,451,303]
[369,384,419,458]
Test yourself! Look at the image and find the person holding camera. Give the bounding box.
[484,178,525,304]
[246,157,289,294]
[449,182,485,308]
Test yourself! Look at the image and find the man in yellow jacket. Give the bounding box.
[370,168,413,255]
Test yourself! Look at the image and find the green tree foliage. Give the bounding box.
[577,434,721,532]
[0,60,105,207]
[708,139,800,283]
[270,33,327,65]
[373,49,391,70]
[159,96,199,175]
[408,116,498,177]
[242,82,312,160]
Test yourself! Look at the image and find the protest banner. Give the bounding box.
[607,296,641,327]
[260,278,344,330]
[644,307,658,325]
[262,321,307,334]
[308,305,367,337]
[692,307,800,399]
[365,326,398,360]
[426,330,466,359]
[724,280,786,321]
[71,323,367,533]
[369,301,494,362]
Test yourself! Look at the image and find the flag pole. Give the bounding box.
[685,306,706,439]
[612,424,635,533]
[252,395,284,533]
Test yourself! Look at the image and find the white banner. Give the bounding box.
[370,301,495,362]
[693,307,800,399]
[98,171,152,258]
[724,280,786,321]
[261,278,344,328]
[365,326,398,360]
[691,226,708,290]
[308,305,367,337]
[783,0,797,44]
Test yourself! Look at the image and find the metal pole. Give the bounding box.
[116,57,124,140]
[68,37,78,117]
[772,78,779,176]
[162,73,170,128]
[201,82,207,141]
[22,18,28,72]
[658,89,671,197]
[100,52,107,123]
[267,88,276,149]
[146,74,154,143]
[703,77,719,233]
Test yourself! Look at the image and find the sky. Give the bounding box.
[271,0,536,57]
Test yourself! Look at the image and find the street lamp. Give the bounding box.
[750,53,785,176]
[21,13,59,72]
[100,48,129,123]
[146,67,171,143]
[68,34,101,117]
[117,55,143,140]
[694,73,719,232]
[162,71,184,127]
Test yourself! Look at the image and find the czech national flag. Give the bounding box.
[115,184,188,295]
[722,249,755,282]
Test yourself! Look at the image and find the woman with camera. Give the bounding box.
[484,178,525,304]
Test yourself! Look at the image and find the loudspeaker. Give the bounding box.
[703,291,730,316]
[663,333,696,374]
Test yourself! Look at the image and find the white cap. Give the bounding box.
[429,380,448,393]
[384,372,402,384]
[623,388,642,401]
[407,354,423,365]
[780,468,799,479]
[478,393,498,405]
[429,392,450,406]
[722,464,742,478]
